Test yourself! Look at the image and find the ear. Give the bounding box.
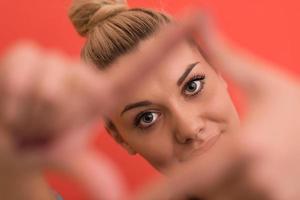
[105,123,137,155]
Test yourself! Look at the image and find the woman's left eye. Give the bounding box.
[183,76,205,96]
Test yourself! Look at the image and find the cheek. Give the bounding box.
[123,128,175,170]
[201,81,239,124]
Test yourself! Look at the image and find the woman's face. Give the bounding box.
[107,39,240,172]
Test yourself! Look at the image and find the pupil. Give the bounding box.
[187,82,197,91]
[143,113,153,122]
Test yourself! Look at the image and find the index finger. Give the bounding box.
[195,14,296,104]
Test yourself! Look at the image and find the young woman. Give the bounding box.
[68,2,300,199]
[68,0,240,173]
[1,0,299,200]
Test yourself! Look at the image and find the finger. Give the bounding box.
[0,41,42,106]
[19,123,127,200]
[66,151,127,200]
[207,173,271,200]
[0,127,13,164]
[0,41,42,67]
[47,148,127,200]
[195,13,295,103]
[0,42,44,136]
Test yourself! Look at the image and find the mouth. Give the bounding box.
[184,131,223,161]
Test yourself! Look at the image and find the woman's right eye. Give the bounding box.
[135,112,160,129]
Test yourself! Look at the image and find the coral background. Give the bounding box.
[0,0,299,199]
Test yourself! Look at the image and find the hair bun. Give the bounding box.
[69,0,128,37]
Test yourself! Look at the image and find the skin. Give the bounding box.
[3,12,299,200]
[106,38,240,172]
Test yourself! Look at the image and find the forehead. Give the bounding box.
[143,39,206,77]
[111,39,210,112]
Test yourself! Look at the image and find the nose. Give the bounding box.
[172,108,206,144]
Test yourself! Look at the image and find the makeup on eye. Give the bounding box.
[182,74,206,97]
[177,62,200,86]
[134,111,161,129]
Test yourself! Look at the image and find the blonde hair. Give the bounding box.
[69,0,171,68]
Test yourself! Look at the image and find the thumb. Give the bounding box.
[196,13,289,105]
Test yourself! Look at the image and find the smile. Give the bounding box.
[184,131,223,161]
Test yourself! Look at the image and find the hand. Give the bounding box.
[199,13,300,200]
[0,42,127,200]
[132,13,300,200]
[0,13,203,200]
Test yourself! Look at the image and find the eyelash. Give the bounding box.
[182,74,206,97]
[134,111,160,130]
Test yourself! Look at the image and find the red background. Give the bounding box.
[0,0,299,199]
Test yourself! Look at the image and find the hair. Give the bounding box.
[69,0,171,69]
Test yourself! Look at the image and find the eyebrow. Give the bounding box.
[177,62,200,86]
[121,100,153,116]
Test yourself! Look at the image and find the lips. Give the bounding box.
[196,133,221,154]
[183,131,223,161]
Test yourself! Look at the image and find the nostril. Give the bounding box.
[195,128,205,140]
[185,138,193,144]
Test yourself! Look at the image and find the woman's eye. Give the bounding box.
[183,78,204,96]
[136,112,160,129]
